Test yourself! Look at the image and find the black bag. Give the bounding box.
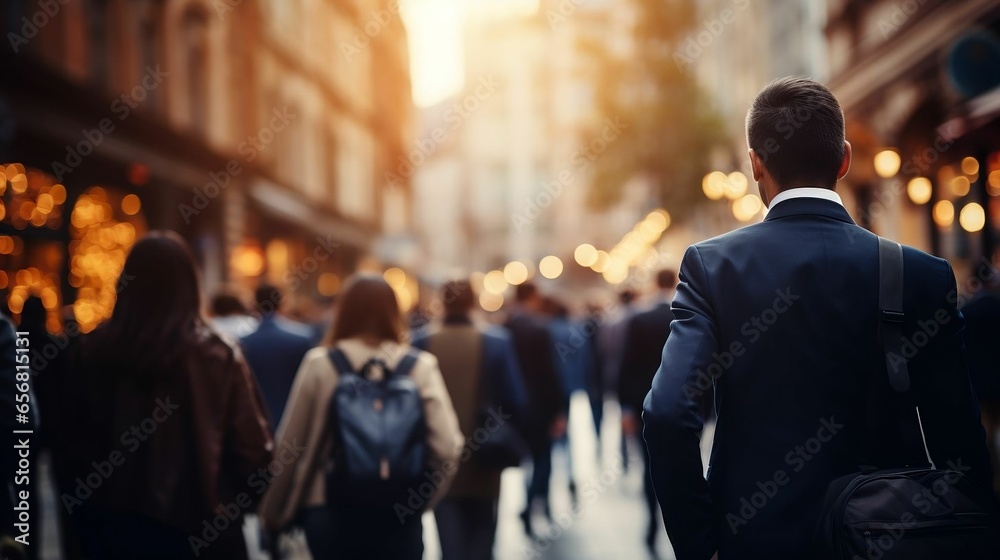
[816,238,1000,559]
[325,348,427,507]
[469,334,527,469]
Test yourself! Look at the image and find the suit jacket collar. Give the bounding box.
[763,197,856,225]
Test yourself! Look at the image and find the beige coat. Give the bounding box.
[258,338,464,528]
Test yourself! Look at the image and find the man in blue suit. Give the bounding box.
[241,284,314,429]
[620,268,676,550]
[642,77,991,560]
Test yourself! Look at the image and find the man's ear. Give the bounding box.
[749,149,765,182]
[837,141,852,180]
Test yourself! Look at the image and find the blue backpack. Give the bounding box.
[325,348,427,507]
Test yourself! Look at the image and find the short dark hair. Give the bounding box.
[442,280,474,316]
[656,269,677,290]
[254,283,282,315]
[746,77,845,189]
[515,282,538,303]
[211,293,246,317]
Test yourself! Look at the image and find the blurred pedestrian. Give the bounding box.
[583,303,606,446]
[504,282,566,535]
[543,296,586,504]
[598,289,636,470]
[53,231,273,560]
[209,291,257,339]
[619,268,676,550]
[643,77,992,559]
[240,284,314,429]
[258,274,463,560]
[412,279,527,560]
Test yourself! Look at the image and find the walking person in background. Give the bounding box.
[619,268,676,550]
[259,274,463,560]
[643,77,992,559]
[584,302,607,447]
[240,284,314,429]
[53,231,273,560]
[598,289,637,470]
[208,291,257,340]
[544,296,587,504]
[412,280,527,560]
[504,282,567,536]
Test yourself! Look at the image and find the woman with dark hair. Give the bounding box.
[259,273,463,559]
[54,231,272,560]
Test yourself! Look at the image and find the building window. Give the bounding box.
[137,0,164,113]
[182,8,209,135]
[89,0,109,88]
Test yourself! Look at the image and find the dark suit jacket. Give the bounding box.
[240,315,314,428]
[962,292,1000,401]
[620,301,673,415]
[505,312,566,449]
[413,319,527,499]
[642,197,991,560]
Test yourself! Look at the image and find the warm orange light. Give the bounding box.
[479,291,504,312]
[383,267,407,289]
[574,243,598,267]
[702,172,727,200]
[961,157,979,176]
[318,272,341,296]
[959,203,986,232]
[950,176,970,197]
[732,194,763,222]
[874,150,901,178]
[539,256,563,279]
[933,200,954,227]
[988,170,1000,196]
[121,194,142,215]
[724,172,749,200]
[503,261,529,285]
[483,270,507,294]
[906,177,932,205]
[231,246,265,277]
[50,184,67,204]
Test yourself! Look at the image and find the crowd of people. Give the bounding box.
[3,77,1000,560]
[0,228,683,560]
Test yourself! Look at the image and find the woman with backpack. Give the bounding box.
[53,231,273,560]
[259,274,463,559]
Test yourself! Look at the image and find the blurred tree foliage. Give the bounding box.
[580,0,724,215]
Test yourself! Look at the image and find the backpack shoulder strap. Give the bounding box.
[328,347,356,376]
[877,237,934,469]
[393,349,421,378]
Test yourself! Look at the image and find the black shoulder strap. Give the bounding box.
[877,237,934,469]
[393,349,421,377]
[328,347,355,376]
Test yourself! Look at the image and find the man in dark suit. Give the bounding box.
[620,268,676,550]
[643,77,992,560]
[240,284,314,429]
[505,282,567,536]
[412,280,526,560]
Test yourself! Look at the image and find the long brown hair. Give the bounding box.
[326,273,403,345]
[87,230,204,380]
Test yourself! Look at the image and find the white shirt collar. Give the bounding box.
[768,187,844,209]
